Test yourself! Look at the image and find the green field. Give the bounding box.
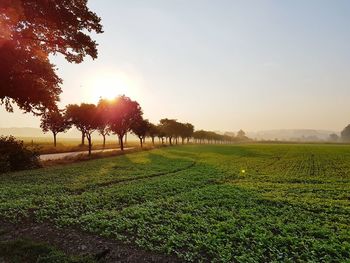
[1,144,349,262]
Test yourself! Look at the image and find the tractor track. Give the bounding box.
[70,160,197,195]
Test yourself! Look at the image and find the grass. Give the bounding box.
[0,144,349,262]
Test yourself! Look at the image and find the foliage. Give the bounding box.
[159,119,179,145]
[0,136,40,173]
[0,42,62,114]
[147,122,159,145]
[131,119,150,148]
[96,101,110,148]
[193,129,249,143]
[341,124,350,142]
[236,129,246,138]
[101,96,143,151]
[179,123,194,143]
[329,133,339,142]
[0,0,102,113]
[66,103,98,155]
[40,110,71,147]
[0,144,349,262]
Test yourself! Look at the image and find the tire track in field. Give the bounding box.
[70,160,197,195]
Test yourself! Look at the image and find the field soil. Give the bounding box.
[0,220,178,263]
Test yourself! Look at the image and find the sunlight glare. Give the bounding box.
[86,71,136,103]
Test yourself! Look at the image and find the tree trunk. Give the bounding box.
[169,137,172,145]
[119,135,124,151]
[87,135,92,155]
[152,137,155,145]
[81,132,85,145]
[102,134,106,148]
[53,132,57,147]
[140,137,143,148]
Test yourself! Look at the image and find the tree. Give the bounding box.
[102,96,143,151]
[237,129,246,138]
[66,104,86,145]
[132,119,150,148]
[341,125,350,142]
[97,123,109,149]
[147,123,159,145]
[193,130,206,144]
[96,100,110,148]
[66,103,98,155]
[157,124,166,144]
[40,110,71,147]
[0,0,102,113]
[329,133,339,142]
[159,119,178,145]
[179,123,194,144]
[224,132,235,143]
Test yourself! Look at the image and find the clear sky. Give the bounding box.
[1,0,350,132]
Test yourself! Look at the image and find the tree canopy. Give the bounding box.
[101,96,143,151]
[66,103,98,155]
[0,0,102,113]
[159,119,178,145]
[341,125,350,142]
[40,109,71,147]
[131,119,150,148]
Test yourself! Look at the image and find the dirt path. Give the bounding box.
[0,220,180,263]
[40,147,134,161]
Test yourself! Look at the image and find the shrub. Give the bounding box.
[0,136,40,173]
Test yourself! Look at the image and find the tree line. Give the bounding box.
[40,95,249,155]
[193,130,249,144]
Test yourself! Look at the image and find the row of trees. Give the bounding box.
[41,96,142,154]
[40,95,249,155]
[193,130,249,144]
[40,95,195,154]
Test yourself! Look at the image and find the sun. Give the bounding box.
[86,71,133,103]
[92,75,128,101]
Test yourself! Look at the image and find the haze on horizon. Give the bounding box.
[1,0,350,133]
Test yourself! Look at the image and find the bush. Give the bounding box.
[0,136,40,173]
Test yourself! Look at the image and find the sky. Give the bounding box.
[1,0,350,132]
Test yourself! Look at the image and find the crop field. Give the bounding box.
[0,144,349,262]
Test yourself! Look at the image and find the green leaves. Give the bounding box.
[0,145,349,262]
